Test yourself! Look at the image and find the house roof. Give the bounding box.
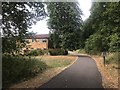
[27,34,49,39]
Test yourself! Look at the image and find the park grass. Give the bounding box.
[36,55,76,68]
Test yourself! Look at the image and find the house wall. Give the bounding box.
[26,38,48,50]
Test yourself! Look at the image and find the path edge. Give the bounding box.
[39,56,79,88]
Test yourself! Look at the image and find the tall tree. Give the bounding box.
[104,2,120,51]
[83,2,120,54]
[2,2,47,54]
[47,2,83,50]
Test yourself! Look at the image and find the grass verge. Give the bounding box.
[91,54,119,88]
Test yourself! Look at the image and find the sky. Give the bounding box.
[28,0,92,34]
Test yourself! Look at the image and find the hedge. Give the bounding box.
[49,49,68,55]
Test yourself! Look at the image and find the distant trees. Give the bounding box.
[47,2,83,50]
[83,2,120,54]
[2,2,47,54]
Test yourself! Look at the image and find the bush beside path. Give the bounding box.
[8,55,77,88]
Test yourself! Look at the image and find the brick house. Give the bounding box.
[25,34,49,50]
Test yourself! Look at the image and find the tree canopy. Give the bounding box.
[2,2,47,54]
[83,2,120,54]
[47,2,83,50]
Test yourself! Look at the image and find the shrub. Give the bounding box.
[25,49,44,56]
[49,49,68,55]
[43,50,49,55]
[2,55,47,88]
[28,50,39,56]
[84,33,108,55]
[77,49,86,54]
[106,52,120,64]
[37,49,45,55]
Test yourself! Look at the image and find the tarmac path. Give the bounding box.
[39,56,103,88]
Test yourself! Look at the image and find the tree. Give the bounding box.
[83,2,120,54]
[104,2,120,51]
[47,2,83,50]
[48,32,61,49]
[85,33,108,54]
[2,2,47,54]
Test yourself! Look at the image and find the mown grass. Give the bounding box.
[36,56,75,68]
[2,55,47,88]
[41,59,71,68]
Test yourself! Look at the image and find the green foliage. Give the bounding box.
[77,49,86,54]
[47,2,83,50]
[108,34,120,52]
[106,52,120,64]
[27,50,39,56]
[2,2,47,54]
[85,33,108,54]
[2,55,47,87]
[25,49,45,56]
[83,2,120,54]
[81,18,96,48]
[49,49,68,55]
[48,32,61,49]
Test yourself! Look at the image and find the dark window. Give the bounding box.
[42,40,46,42]
[40,39,47,43]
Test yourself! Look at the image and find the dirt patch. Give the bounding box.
[91,55,118,88]
[9,55,77,88]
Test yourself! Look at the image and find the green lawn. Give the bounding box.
[36,55,76,68]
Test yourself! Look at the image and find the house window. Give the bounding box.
[32,48,34,49]
[42,40,46,42]
[40,39,47,43]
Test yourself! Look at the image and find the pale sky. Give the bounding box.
[28,0,92,34]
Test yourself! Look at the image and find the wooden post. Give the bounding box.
[102,51,106,67]
[103,56,105,66]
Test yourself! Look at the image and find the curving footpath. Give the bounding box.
[39,56,104,88]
